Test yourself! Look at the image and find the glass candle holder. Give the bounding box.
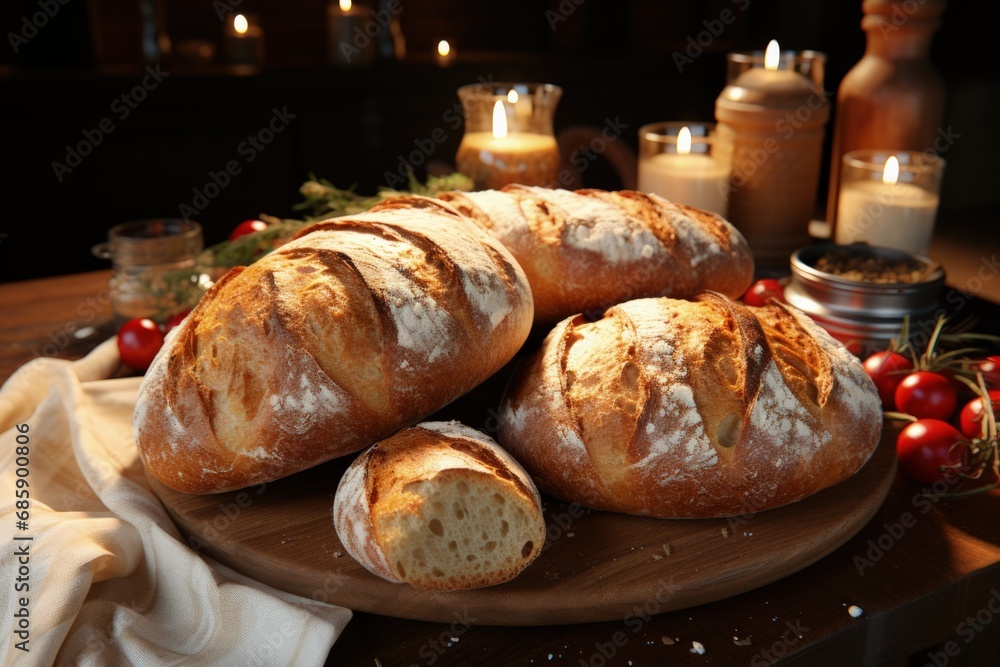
[834,150,945,255]
[455,82,562,190]
[715,44,829,266]
[92,219,206,325]
[637,122,731,216]
[327,0,376,67]
[223,13,265,66]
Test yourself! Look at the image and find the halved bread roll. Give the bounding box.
[333,421,545,591]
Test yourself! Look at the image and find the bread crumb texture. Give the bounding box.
[333,422,545,590]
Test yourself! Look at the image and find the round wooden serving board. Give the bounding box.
[149,428,897,626]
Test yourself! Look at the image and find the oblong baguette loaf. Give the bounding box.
[333,421,546,591]
[438,186,754,323]
[497,293,883,519]
[135,197,533,494]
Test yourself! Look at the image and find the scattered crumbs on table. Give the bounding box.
[772,617,777,622]
[849,605,864,618]
[333,551,343,558]
[646,640,654,645]
[652,554,663,561]
[721,526,730,538]
[764,601,769,605]
[450,637,459,642]
[662,636,675,645]
[743,532,753,537]
[548,653,553,660]
[733,636,752,646]
[663,543,672,556]
[690,641,706,655]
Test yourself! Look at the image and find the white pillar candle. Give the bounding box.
[638,152,730,216]
[835,180,939,254]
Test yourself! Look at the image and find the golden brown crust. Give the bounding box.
[437,187,754,323]
[135,196,533,494]
[498,295,883,519]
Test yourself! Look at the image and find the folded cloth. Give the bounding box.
[0,339,352,665]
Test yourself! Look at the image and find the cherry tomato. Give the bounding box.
[862,350,914,410]
[896,419,967,484]
[117,318,165,372]
[895,371,958,421]
[742,279,785,307]
[229,219,268,241]
[164,309,191,333]
[958,389,1000,440]
[971,356,1000,388]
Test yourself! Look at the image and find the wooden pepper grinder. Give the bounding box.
[826,0,946,234]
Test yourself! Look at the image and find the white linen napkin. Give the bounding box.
[0,339,352,665]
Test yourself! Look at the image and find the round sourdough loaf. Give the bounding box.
[497,293,883,519]
[438,186,754,324]
[333,421,545,591]
[134,197,533,494]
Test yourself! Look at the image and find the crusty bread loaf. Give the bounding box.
[333,421,545,590]
[438,186,754,323]
[134,197,533,494]
[497,293,883,519]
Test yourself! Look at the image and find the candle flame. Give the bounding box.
[340,0,352,11]
[883,155,900,185]
[764,39,780,71]
[677,126,692,155]
[507,89,518,103]
[492,100,507,139]
[234,14,249,35]
[437,40,451,57]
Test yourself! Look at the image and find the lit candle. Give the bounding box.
[224,14,265,65]
[715,40,829,265]
[638,125,730,216]
[327,0,376,66]
[435,39,455,66]
[835,154,942,255]
[456,99,560,190]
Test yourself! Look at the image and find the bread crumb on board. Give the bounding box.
[661,636,676,645]
[690,641,706,654]
[733,636,752,646]
[848,605,864,618]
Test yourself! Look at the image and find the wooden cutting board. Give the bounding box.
[148,423,896,626]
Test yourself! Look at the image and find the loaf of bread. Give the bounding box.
[497,293,883,519]
[134,197,533,494]
[438,186,754,323]
[333,421,545,590]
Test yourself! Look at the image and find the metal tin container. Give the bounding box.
[785,243,944,354]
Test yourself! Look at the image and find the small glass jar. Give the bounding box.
[92,219,206,325]
[834,149,945,255]
[455,82,562,190]
[637,122,731,216]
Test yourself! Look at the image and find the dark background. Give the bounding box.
[0,0,995,282]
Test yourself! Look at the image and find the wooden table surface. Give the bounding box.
[2,269,999,666]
